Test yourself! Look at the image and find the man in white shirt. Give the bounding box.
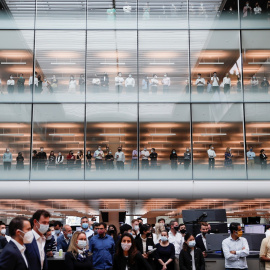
[222,222,249,270]
[140,147,150,169]
[254,3,262,15]
[0,222,11,242]
[195,73,205,94]
[115,147,125,170]
[94,146,104,170]
[115,72,124,93]
[92,74,100,92]
[150,74,159,93]
[123,2,132,13]
[207,144,216,170]
[125,74,135,91]
[26,209,51,270]
[80,216,94,239]
[223,73,231,94]
[211,72,220,93]
[247,146,255,168]
[251,75,259,92]
[168,220,182,270]
[0,216,32,270]
[162,73,171,93]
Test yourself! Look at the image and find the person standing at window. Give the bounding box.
[7,75,15,94]
[224,147,233,169]
[131,149,138,170]
[115,147,125,170]
[79,74,85,94]
[92,74,101,93]
[105,150,114,170]
[56,152,64,170]
[183,148,191,170]
[150,74,159,94]
[3,148,12,171]
[76,150,83,169]
[247,146,255,168]
[210,72,220,93]
[37,147,47,170]
[86,150,92,170]
[170,149,178,170]
[223,73,231,94]
[94,146,104,170]
[195,74,205,94]
[48,151,56,168]
[243,1,252,17]
[261,77,269,93]
[16,152,24,170]
[260,149,268,170]
[250,75,259,92]
[17,73,25,94]
[141,147,150,170]
[207,145,216,170]
[149,148,158,169]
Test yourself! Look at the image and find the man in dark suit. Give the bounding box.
[57,224,72,252]
[25,209,51,270]
[0,216,32,270]
[134,224,156,269]
[195,222,209,257]
[0,235,7,249]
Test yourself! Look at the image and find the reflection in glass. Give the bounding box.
[32,104,84,180]
[242,30,270,102]
[192,104,246,179]
[245,103,270,179]
[86,104,137,180]
[189,0,239,29]
[0,104,31,180]
[190,30,242,103]
[87,31,137,102]
[139,104,191,180]
[139,31,189,102]
[34,31,85,102]
[0,30,34,102]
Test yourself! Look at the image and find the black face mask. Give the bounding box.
[202,232,207,236]
[174,226,179,231]
[118,149,121,152]
[180,229,186,234]
[208,230,211,234]
[146,233,151,237]
[108,230,114,234]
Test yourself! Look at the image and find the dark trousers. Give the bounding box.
[151,85,158,93]
[224,84,230,94]
[3,162,11,170]
[208,158,215,170]
[261,160,267,170]
[212,86,220,93]
[184,159,190,170]
[197,85,204,93]
[141,159,149,169]
[116,85,123,93]
[131,159,137,169]
[38,161,46,170]
[95,159,103,170]
[116,161,124,170]
[7,85,14,94]
[163,85,169,93]
[171,160,178,170]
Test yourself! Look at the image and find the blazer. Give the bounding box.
[57,234,70,252]
[25,236,48,270]
[0,236,7,249]
[179,246,205,270]
[0,240,29,270]
[195,234,206,252]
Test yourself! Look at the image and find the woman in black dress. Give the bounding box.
[113,233,152,270]
[156,230,175,270]
[65,231,92,270]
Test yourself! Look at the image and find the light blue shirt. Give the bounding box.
[222,235,249,269]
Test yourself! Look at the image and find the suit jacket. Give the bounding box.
[57,234,70,252]
[25,236,48,270]
[0,240,29,270]
[0,236,7,249]
[179,246,205,270]
[195,234,207,252]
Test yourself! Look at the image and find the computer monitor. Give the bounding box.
[244,224,265,234]
[182,209,227,223]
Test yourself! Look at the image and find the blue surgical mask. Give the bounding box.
[188,240,196,247]
[67,233,73,238]
[54,229,60,235]
[161,236,168,242]
[82,223,89,229]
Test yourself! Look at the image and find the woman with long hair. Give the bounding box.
[153,222,165,244]
[65,231,92,270]
[113,233,152,270]
[179,233,205,270]
[107,224,119,244]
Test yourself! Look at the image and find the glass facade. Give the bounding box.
[0,0,270,180]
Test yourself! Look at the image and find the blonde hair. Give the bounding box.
[67,231,88,255]
[155,223,165,236]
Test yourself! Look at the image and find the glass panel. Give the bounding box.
[0,0,35,29]
[88,0,137,30]
[245,103,270,179]
[0,104,31,180]
[32,104,84,180]
[34,30,86,103]
[0,30,34,102]
[138,0,188,29]
[242,30,270,102]
[87,30,137,102]
[139,104,191,180]
[189,0,239,29]
[86,104,137,180]
[139,30,189,103]
[190,30,242,103]
[36,0,86,29]
[240,1,270,29]
[192,104,246,179]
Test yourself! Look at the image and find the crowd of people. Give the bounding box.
[0,72,269,95]
[1,145,269,171]
[1,210,270,270]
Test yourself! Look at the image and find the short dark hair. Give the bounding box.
[184,232,193,242]
[158,218,165,223]
[98,222,107,229]
[120,224,132,235]
[32,209,51,222]
[92,222,99,229]
[9,217,29,237]
[200,222,208,228]
[0,221,5,226]
[170,220,178,226]
[179,223,185,227]
[140,224,150,235]
[229,222,240,234]
[54,221,62,228]
[81,216,88,221]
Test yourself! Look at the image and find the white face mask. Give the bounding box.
[46,235,52,241]
[77,240,87,249]
[19,230,34,244]
[132,235,136,239]
[129,75,132,78]
[36,221,49,234]
[98,147,101,151]
[134,225,139,231]
[188,240,196,247]
[59,153,61,155]
[6,149,9,152]
[121,242,132,251]
[77,152,80,154]
[1,229,6,235]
